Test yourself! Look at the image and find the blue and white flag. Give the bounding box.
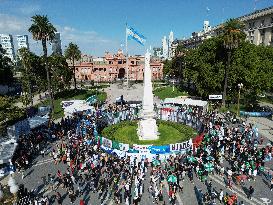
[126,26,146,46]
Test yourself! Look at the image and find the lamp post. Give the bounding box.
[8,175,18,203]
[0,185,3,200]
[171,75,176,92]
[237,83,243,116]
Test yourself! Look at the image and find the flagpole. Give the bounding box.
[125,23,129,87]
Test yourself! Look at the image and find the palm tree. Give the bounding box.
[222,18,245,107]
[64,42,81,90]
[18,48,33,106]
[28,15,57,115]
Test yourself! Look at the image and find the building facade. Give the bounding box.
[162,36,168,59]
[16,35,29,50]
[172,6,273,52]
[0,34,15,61]
[168,31,174,58]
[72,50,163,82]
[52,32,62,55]
[239,6,273,46]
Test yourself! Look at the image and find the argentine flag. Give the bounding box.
[126,26,146,46]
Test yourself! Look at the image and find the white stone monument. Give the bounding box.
[137,50,159,140]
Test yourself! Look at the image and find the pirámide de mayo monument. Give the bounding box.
[137,50,159,140]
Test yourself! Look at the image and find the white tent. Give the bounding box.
[62,100,95,117]
[163,97,208,111]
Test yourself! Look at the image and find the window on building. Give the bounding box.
[271,17,273,24]
[261,20,265,26]
[104,68,106,72]
[131,61,134,64]
[118,60,122,64]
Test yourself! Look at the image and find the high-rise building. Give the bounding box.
[168,31,174,58]
[17,35,29,50]
[0,34,15,62]
[52,32,62,55]
[162,36,168,59]
[203,21,211,33]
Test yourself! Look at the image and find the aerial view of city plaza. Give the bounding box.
[1,0,273,205]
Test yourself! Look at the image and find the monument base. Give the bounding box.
[137,118,159,140]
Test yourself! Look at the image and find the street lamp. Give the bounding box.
[237,83,243,116]
[171,75,176,92]
[0,184,3,200]
[8,175,18,203]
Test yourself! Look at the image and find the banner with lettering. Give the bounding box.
[149,145,170,154]
[133,144,152,154]
[101,137,112,148]
[170,139,193,153]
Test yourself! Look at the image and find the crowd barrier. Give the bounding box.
[79,107,205,161]
[240,111,272,117]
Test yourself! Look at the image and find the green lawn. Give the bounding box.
[259,96,273,105]
[102,120,197,145]
[154,86,188,100]
[38,89,107,119]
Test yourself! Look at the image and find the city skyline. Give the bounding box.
[0,0,272,56]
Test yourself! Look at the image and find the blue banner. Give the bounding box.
[149,145,170,154]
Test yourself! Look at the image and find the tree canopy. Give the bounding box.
[165,35,273,107]
[0,44,14,85]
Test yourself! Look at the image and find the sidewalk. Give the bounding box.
[247,116,273,142]
[15,92,49,108]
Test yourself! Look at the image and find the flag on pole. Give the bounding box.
[126,26,146,46]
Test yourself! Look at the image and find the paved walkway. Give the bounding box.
[104,83,161,105]
[247,117,273,142]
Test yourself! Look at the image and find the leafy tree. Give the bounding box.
[29,15,57,115]
[163,59,173,77]
[0,96,26,134]
[18,48,33,106]
[185,37,225,97]
[64,42,81,90]
[221,18,245,107]
[0,44,14,85]
[49,54,73,93]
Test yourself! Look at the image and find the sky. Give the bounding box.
[0,0,272,56]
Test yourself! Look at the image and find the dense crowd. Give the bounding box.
[3,103,273,205]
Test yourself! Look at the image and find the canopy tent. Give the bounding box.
[86,95,97,104]
[0,138,17,164]
[28,116,49,129]
[62,100,95,117]
[163,97,208,111]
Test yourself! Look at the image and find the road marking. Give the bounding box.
[32,159,54,167]
[209,174,264,205]
[260,198,272,205]
[163,180,183,205]
[212,174,264,205]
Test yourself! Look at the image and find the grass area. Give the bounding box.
[218,103,246,114]
[259,96,273,105]
[153,86,188,100]
[38,89,107,119]
[102,120,197,145]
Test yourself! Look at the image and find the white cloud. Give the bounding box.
[59,25,111,44]
[19,5,40,15]
[57,25,119,55]
[0,14,29,33]
[0,14,119,56]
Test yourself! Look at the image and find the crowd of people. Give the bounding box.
[2,102,273,205]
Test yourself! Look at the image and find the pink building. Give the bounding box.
[71,50,163,82]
